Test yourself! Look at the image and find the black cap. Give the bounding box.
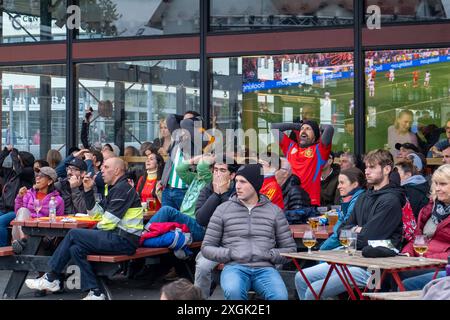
[394,142,420,153]
[235,164,264,193]
[66,157,87,171]
[301,120,320,142]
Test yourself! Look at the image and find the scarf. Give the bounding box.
[431,201,450,224]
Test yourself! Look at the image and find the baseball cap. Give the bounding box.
[394,143,420,153]
[66,157,87,172]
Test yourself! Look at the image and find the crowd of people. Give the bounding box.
[0,106,449,300]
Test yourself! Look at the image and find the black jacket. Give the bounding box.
[339,182,405,250]
[0,148,35,212]
[281,175,311,210]
[195,181,235,227]
[403,182,430,219]
[320,164,340,207]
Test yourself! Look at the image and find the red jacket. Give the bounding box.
[139,222,190,246]
[260,176,284,210]
[402,201,450,260]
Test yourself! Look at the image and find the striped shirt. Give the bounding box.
[168,148,188,189]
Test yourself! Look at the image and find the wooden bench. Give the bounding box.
[87,241,202,263]
[0,246,13,257]
[363,290,422,300]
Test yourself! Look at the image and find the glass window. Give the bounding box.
[77,0,199,39]
[365,48,450,159]
[0,0,67,43]
[211,52,355,157]
[365,0,450,24]
[77,59,200,155]
[210,0,354,32]
[0,64,67,160]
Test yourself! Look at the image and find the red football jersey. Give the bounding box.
[260,176,284,210]
[279,134,331,206]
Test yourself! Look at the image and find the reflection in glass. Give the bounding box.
[365,0,450,24]
[0,65,67,159]
[365,48,450,158]
[78,0,199,39]
[0,0,67,43]
[210,0,353,32]
[211,52,354,157]
[77,59,200,155]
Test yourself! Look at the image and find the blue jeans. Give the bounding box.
[0,211,15,247]
[402,271,447,291]
[295,262,371,300]
[146,206,205,242]
[220,264,288,300]
[49,229,136,291]
[161,187,186,210]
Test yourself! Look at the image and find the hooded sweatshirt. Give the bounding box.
[0,148,35,212]
[401,175,430,219]
[339,182,405,250]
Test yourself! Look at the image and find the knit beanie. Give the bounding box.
[235,164,264,193]
[301,120,320,143]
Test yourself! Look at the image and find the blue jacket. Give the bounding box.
[319,188,364,250]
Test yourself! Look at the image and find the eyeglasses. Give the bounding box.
[66,166,80,172]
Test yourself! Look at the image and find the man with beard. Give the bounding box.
[272,120,334,206]
[55,157,91,214]
[295,149,405,300]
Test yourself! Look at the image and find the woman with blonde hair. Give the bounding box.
[387,109,419,158]
[152,118,172,161]
[401,164,450,290]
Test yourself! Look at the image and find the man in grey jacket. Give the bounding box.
[201,163,296,300]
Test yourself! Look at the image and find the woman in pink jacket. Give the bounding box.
[12,166,64,254]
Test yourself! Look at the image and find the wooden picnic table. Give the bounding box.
[363,290,422,300]
[1,217,97,299]
[289,224,334,240]
[282,250,446,300]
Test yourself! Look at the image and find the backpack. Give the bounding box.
[402,198,417,242]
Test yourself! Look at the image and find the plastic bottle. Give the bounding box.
[49,196,57,223]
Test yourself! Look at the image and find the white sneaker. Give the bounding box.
[25,275,61,292]
[82,290,106,300]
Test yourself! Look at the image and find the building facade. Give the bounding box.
[0,0,449,160]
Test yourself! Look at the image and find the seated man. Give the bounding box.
[259,153,284,210]
[194,156,238,298]
[275,158,312,224]
[429,120,450,157]
[55,157,91,214]
[202,164,296,300]
[295,149,405,300]
[339,152,357,171]
[272,120,334,207]
[25,157,143,300]
[321,152,340,207]
[146,154,214,242]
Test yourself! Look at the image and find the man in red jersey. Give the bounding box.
[272,120,334,206]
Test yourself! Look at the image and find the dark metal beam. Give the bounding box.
[66,0,78,155]
[354,0,365,156]
[200,0,210,127]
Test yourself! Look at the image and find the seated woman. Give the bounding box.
[401,164,450,291]
[135,152,165,212]
[11,167,64,254]
[320,167,366,250]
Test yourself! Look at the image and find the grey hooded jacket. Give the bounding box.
[201,195,296,268]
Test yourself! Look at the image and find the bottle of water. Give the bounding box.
[49,196,57,223]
